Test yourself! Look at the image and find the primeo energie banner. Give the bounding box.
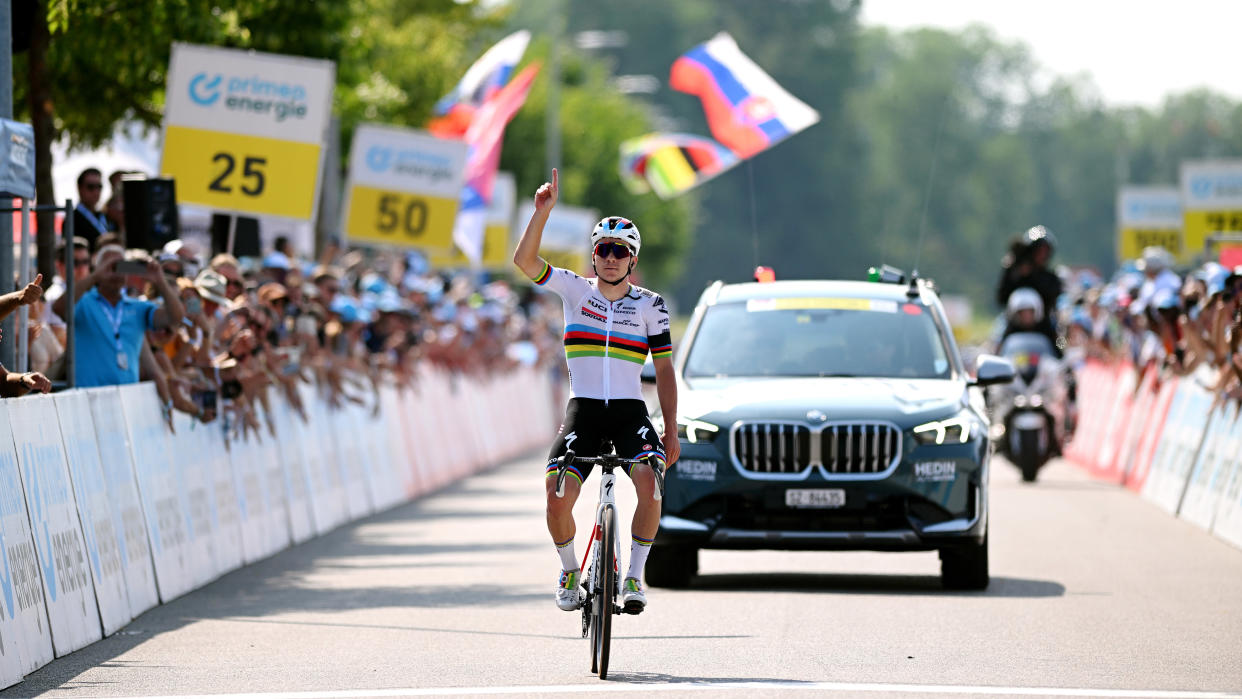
[161,43,335,224]
[1116,186,1182,263]
[342,124,468,252]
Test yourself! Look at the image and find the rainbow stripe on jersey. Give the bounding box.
[564,324,650,365]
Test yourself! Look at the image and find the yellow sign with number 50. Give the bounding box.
[344,184,459,250]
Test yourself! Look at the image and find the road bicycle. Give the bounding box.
[553,445,665,680]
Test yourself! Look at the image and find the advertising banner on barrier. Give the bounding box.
[258,428,293,556]
[86,389,158,618]
[191,414,244,577]
[0,402,54,684]
[230,430,268,564]
[343,124,468,251]
[161,43,335,223]
[119,384,194,602]
[1210,417,1242,548]
[171,412,221,588]
[266,398,316,544]
[9,396,102,657]
[293,384,347,532]
[1178,401,1237,531]
[53,392,132,636]
[1144,375,1216,514]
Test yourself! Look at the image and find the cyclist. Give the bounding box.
[513,168,681,614]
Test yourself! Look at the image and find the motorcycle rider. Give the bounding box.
[997,226,1063,353]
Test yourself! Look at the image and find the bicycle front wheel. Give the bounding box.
[593,505,616,679]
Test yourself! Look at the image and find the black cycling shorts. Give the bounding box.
[545,398,666,485]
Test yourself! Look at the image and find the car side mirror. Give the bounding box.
[973,354,1015,386]
[640,360,657,384]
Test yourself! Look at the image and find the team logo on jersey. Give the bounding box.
[580,305,606,322]
[586,298,608,313]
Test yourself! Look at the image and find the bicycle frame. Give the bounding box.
[580,468,620,598]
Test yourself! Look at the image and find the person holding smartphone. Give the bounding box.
[54,244,185,388]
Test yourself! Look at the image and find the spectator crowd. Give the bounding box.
[3,167,566,440]
[996,228,1242,403]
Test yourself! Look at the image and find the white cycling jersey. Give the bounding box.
[530,260,672,402]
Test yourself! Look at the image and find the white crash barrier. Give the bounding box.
[1142,375,1216,515]
[1177,400,1238,531]
[0,401,55,685]
[8,396,103,657]
[1068,360,1242,553]
[53,392,132,636]
[86,388,159,620]
[0,364,557,690]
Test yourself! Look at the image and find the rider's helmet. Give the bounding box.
[1006,287,1045,323]
[591,216,641,256]
[1023,225,1057,257]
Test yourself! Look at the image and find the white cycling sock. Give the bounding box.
[626,534,654,581]
[555,536,577,572]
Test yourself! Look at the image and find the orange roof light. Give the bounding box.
[754,266,775,283]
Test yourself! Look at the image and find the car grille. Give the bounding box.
[731,421,902,478]
[732,422,813,474]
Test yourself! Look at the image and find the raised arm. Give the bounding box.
[513,168,558,279]
[0,274,44,322]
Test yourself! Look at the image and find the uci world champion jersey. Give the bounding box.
[531,261,672,402]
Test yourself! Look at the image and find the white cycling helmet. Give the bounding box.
[591,216,641,256]
[1006,287,1044,322]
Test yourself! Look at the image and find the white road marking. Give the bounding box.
[90,681,1242,699]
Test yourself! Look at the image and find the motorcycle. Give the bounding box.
[988,331,1067,482]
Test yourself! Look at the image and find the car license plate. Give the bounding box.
[785,488,845,508]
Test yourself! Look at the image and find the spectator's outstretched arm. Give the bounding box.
[147,261,184,330]
[0,364,51,397]
[0,274,44,322]
[54,265,102,320]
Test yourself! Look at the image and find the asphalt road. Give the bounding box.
[4,453,1241,699]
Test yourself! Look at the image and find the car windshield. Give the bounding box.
[684,297,953,379]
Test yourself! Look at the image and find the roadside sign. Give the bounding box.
[342,124,468,251]
[429,172,515,269]
[516,202,597,276]
[1117,186,1182,263]
[161,43,335,223]
[1180,160,1242,262]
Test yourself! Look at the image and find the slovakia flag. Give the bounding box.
[670,32,819,159]
[430,30,531,139]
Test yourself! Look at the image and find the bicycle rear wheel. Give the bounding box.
[593,505,616,679]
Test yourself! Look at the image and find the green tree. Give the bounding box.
[14,0,496,281]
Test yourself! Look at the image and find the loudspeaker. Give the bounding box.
[123,177,180,251]
[211,214,261,258]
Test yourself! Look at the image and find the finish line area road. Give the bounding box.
[4,453,1240,699]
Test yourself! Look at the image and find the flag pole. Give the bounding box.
[746,159,759,270]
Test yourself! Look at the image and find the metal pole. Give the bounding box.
[545,0,563,174]
[64,200,74,388]
[0,0,15,370]
[17,198,29,373]
[225,214,238,256]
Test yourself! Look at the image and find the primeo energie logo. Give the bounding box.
[188,71,310,122]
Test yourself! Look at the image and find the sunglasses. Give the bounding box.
[82,183,103,191]
[593,242,632,260]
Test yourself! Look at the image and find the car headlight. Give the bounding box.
[676,417,721,444]
[912,415,975,445]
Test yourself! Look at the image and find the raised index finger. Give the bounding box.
[551,167,558,190]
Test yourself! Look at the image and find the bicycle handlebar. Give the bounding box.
[553,450,666,501]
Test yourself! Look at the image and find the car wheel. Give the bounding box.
[940,532,989,591]
[645,544,697,588]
